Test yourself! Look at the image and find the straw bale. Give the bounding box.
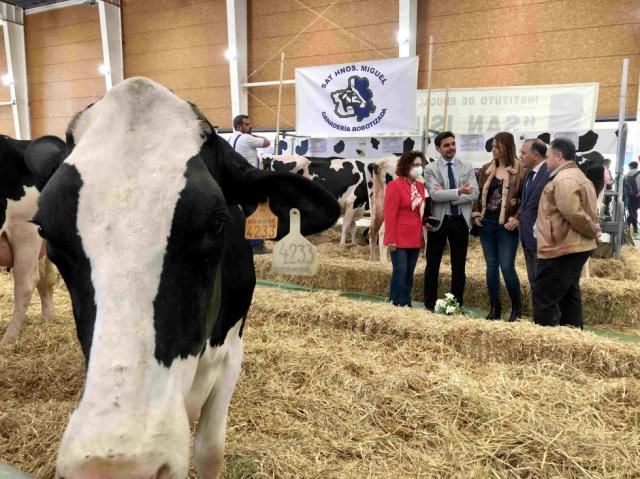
[618,245,640,280]
[304,226,343,246]
[3,274,640,477]
[238,294,640,478]
[255,245,640,327]
[250,288,640,380]
[314,235,640,282]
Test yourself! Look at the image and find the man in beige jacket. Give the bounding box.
[533,138,601,329]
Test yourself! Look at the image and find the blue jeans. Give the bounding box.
[389,248,420,306]
[478,217,520,300]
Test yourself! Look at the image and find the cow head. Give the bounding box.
[26,77,339,479]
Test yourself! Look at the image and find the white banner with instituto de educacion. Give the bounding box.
[416,83,599,135]
[295,57,419,136]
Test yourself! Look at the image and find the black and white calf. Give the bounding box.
[262,154,370,244]
[0,135,57,346]
[27,78,340,479]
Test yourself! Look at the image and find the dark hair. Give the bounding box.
[550,138,576,162]
[492,131,517,167]
[629,161,639,169]
[434,131,455,148]
[396,150,426,177]
[233,114,249,130]
[526,138,547,158]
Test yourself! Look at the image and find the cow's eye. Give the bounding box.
[213,218,225,234]
[207,217,225,237]
[36,225,47,239]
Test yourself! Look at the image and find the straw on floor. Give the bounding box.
[1,272,640,478]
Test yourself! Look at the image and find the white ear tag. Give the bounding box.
[271,208,318,276]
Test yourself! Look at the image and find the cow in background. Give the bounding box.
[577,151,606,217]
[263,154,370,245]
[367,156,398,261]
[27,77,340,479]
[0,135,57,346]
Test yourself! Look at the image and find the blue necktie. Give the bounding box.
[447,162,459,216]
[523,170,535,203]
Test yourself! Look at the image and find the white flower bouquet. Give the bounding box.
[434,293,463,315]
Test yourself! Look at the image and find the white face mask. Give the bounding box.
[410,165,423,178]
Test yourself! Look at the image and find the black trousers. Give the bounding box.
[532,250,592,329]
[627,197,639,232]
[522,247,538,289]
[424,215,469,309]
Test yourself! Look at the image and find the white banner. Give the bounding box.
[417,83,599,135]
[424,128,618,168]
[295,57,419,136]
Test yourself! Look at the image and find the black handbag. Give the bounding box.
[470,221,480,237]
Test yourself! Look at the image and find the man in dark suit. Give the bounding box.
[518,138,549,288]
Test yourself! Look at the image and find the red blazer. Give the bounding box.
[383,178,426,248]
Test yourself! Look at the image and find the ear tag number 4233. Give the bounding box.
[272,208,318,276]
[245,200,278,240]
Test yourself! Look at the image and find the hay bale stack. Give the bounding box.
[251,288,640,379]
[619,245,640,280]
[254,254,640,326]
[240,289,640,477]
[304,226,344,246]
[313,233,640,282]
[315,242,372,260]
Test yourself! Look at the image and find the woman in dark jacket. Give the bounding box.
[472,132,527,321]
[383,151,429,307]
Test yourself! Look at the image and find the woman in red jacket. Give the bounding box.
[384,151,428,306]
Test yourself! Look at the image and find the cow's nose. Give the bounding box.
[58,457,171,479]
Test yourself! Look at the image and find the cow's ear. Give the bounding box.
[240,168,340,238]
[24,135,69,183]
[207,134,338,237]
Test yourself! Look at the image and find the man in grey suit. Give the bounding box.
[423,131,479,311]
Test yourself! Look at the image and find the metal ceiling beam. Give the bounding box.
[98,0,122,90]
[0,2,22,24]
[24,0,92,15]
[398,0,417,58]
[0,4,30,138]
[226,0,248,119]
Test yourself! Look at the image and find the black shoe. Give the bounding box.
[508,294,522,322]
[486,298,501,320]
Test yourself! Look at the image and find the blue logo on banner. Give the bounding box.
[330,75,376,122]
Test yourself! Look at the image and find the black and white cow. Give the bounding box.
[26,78,340,479]
[262,154,371,244]
[0,135,57,346]
[367,156,398,261]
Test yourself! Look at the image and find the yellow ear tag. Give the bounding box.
[271,208,318,276]
[245,200,278,240]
